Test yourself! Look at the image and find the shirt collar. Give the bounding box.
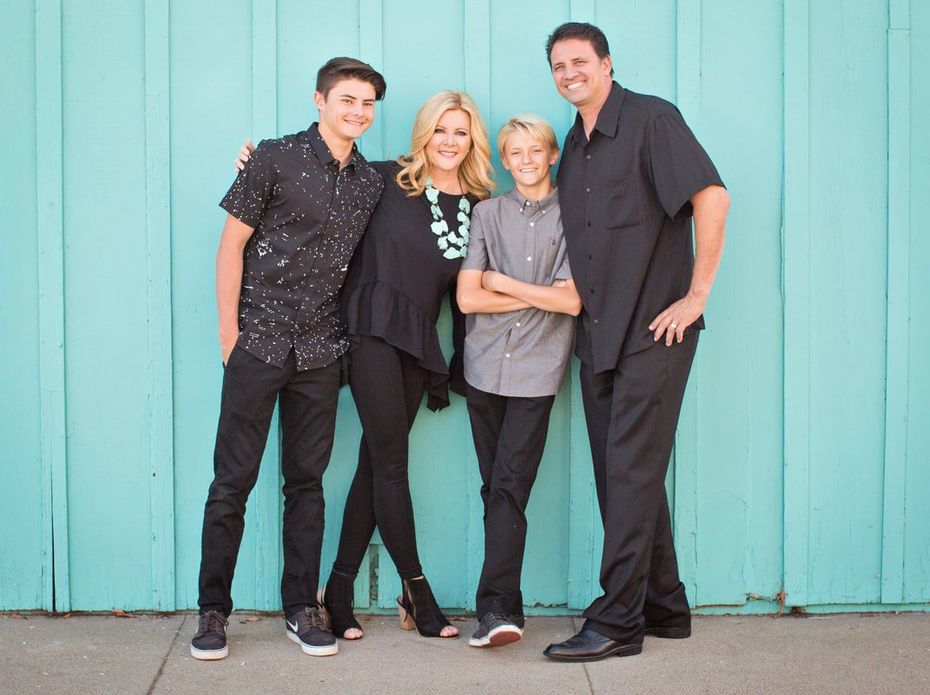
[301,122,361,171]
[505,186,560,215]
[569,81,626,146]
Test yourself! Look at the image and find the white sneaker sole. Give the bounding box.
[286,628,339,656]
[468,625,523,648]
[190,644,229,660]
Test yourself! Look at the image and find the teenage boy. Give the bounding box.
[457,115,582,648]
[542,23,730,661]
[191,57,386,661]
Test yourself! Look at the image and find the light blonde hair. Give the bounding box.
[395,90,494,200]
[497,114,559,158]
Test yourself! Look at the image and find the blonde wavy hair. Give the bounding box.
[395,90,494,200]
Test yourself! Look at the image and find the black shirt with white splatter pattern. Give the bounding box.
[219,123,384,371]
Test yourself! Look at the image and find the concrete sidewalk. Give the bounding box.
[2,613,929,694]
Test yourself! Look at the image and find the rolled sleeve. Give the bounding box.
[649,112,724,220]
[219,140,277,228]
[554,240,572,281]
[460,206,489,271]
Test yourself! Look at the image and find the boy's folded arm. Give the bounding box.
[456,269,531,314]
[482,271,582,316]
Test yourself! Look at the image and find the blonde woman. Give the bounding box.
[329,90,493,640]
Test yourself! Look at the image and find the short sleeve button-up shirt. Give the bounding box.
[461,188,574,397]
[220,123,384,370]
[557,82,724,373]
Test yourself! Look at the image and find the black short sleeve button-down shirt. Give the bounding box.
[557,82,724,372]
[220,123,384,370]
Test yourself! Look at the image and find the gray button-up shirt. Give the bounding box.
[461,188,575,397]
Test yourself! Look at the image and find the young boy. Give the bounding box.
[191,57,386,661]
[457,115,581,647]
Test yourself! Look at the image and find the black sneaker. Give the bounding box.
[285,606,338,656]
[190,610,229,660]
[468,612,523,648]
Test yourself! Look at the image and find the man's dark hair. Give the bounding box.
[545,22,614,77]
[315,57,387,101]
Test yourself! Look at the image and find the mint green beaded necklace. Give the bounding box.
[425,177,470,260]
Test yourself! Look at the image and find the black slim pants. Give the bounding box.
[332,335,429,580]
[466,384,554,619]
[197,347,340,617]
[578,333,699,643]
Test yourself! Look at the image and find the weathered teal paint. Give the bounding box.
[2,0,928,614]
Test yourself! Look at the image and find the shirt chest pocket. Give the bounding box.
[604,171,643,230]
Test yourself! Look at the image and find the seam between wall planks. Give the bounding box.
[881,0,910,605]
[144,0,176,612]
[462,0,491,609]
[359,0,385,159]
[782,0,811,607]
[35,0,69,613]
[673,0,702,606]
[250,0,281,609]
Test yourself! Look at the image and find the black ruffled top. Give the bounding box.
[342,161,471,410]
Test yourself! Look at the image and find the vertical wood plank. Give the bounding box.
[567,366,599,609]
[359,0,385,158]
[35,0,69,612]
[144,0,176,612]
[881,0,910,604]
[563,0,601,616]
[248,0,281,609]
[782,0,811,607]
[462,0,491,609]
[673,0,702,605]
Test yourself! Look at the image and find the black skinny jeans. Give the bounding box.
[198,348,340,617]
[466,385,554,619]
[332,335,429,580]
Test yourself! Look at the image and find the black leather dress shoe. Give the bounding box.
[543,628,643,662]
[644,623,691,639]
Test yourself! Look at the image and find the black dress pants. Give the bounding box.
[332,335,429,580]
[466,384,554,619]
[198,347,341,617]
[579,333,699,643]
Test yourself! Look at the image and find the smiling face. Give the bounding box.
[501,131,558,190]
[314,78,377,145]
[549,38,613,110]
[425,109,473,176]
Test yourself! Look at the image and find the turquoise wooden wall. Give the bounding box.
[2,0,928,614]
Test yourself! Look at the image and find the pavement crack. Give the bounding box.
[146,614,186,695]
[582,662,596,694]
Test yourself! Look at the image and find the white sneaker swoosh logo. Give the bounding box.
[287,620,299,632]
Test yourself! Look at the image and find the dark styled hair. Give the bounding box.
[545,22,614,77]
[315,57,387,101]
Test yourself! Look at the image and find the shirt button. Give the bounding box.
[505,353,511,358]
[593,319,599,325]
[516,322,521,327]
[526,256,532,261]
[585,187,591,193]
[529,222,535,227]
[586,154,591,160]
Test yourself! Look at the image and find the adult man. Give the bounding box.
[541,23,730,661]
[191,57,386,661]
